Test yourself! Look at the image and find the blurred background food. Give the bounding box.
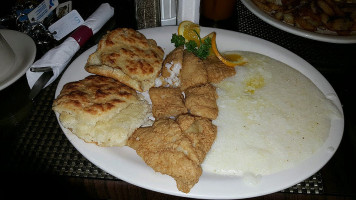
[252,0,356,35]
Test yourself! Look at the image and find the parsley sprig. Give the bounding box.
[171,34,185,47]
[171,33,212,59]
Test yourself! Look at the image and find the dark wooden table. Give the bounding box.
[1,0,356,199]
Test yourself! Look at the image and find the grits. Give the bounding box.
[202,51,341,178]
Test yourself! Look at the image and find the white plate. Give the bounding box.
[55,26,344,199]
[0,29,36,90]
[241,0,356,44]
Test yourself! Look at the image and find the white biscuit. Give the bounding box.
[85,28,164,92]
[53,75,151,146]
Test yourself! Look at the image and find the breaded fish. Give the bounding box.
[159,46,184,87]
[185,84,218,120]
[162,46,184,78]
[127,119,202,193]
[176,114,217,163]
[204,55,236,83]
[149,87,188,119]
[180,51,208,91]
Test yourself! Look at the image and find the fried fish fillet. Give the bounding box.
[180,51,208,91]
[53,75,150,146]
[204,55,236,83]
[176,114,217,163]
[158,46,184,87]
[127,119,202,193]
[149,87,188,119]
[185,84,218,120]
[85,28,164,92]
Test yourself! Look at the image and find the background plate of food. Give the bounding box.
[54,26,344,199]
[242,0,356,43]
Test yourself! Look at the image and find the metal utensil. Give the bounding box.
[30,66,53,72]
[28,70,54,100]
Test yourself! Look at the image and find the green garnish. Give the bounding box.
[171,34,185,47]
[190,37,212,59]
[170,33,212,59]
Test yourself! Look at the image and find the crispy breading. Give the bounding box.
[149,87,188,119]
[162,46,184,78]
[127,119,202,193]
[204,55,236,83]
[176,114,217,163]
[85,28,164,92]
[180,51,208,91]
[185,84,218,120]
[158,46,184,87]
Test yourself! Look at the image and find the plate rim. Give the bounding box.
[54,26,344,199]
[0,29,36,91]
[241,0,356,44]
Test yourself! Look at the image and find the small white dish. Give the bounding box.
[0,32,16,77]
[0,29,36,91]
[241,0,356,44]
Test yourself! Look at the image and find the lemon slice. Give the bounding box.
[211,32,247,67]
[178,21,201,44]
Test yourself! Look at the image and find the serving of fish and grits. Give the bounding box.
[53,23,344,198]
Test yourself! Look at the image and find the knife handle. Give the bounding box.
[30,67,53,72]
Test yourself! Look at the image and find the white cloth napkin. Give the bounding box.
[26,3,114,89]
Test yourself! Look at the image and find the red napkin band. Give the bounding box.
[70,25,93,47]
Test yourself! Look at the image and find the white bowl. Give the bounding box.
[0,29,36,91]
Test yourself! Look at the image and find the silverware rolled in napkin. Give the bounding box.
[28,69,54,100]
[26,3,115,91]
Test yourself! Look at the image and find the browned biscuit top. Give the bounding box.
[99,28,164,79]
[53,75,138,116]
[85,28,164,92]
